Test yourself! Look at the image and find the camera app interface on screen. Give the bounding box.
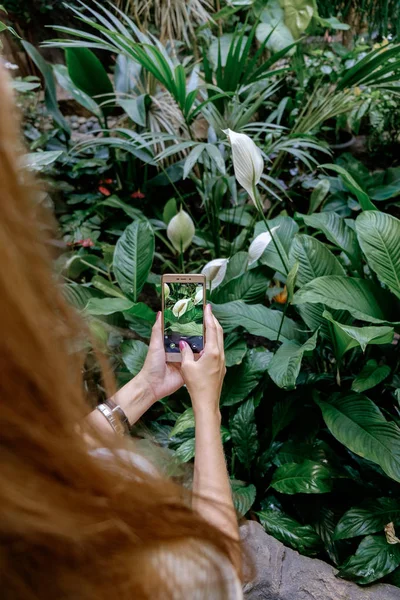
[164,282,204,354]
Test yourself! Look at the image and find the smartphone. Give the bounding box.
[162,274,206,362]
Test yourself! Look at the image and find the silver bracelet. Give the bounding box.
[96,403,127,437]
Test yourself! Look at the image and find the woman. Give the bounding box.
[0,64,243,599]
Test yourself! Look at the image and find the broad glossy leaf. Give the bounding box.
[281,0,315,39]
[289,234,345,286]
[85,297,134,315]
[211,269,269,304]
[92,275,126,299]
[300,212,360,263]
[124,302,156,323]
[335,498,400,540]
[66,47,113,110]
[175,437,195,463]
[221,349,272,406]
[231,480,257,517]
[352,360,391,393]
[267,330,318,390]
[231,399,259,469]
[24,150,63,171]
[121,339,148,376]
[309,178,330,214]
[317,394,400,483]
[224,334,247,367]
[323,310,394,360]
[22,41,70,135]
[356,211,400,300]
[285,261,299,303]
[170,408,195,438]
[53,64,102,117]
[293,276,399,324]
[321,164,376,211]
[254,216,298,274]
[296,302,351,339]
[118,96,147,127]
[212,300,303,343]
[98,196,146,220]
[338,535,400,584]
[257,509,321,554]
[64,283,102,309]
[271,460,335,494]
[113,221,155,301]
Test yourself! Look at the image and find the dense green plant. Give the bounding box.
[11,0,400,588]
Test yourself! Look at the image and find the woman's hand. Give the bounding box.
[136,312,184,404]
[179,304,226,417]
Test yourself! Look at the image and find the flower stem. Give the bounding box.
[276,301,288,344]
[252,184,289,275]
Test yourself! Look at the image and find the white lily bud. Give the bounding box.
[201,258,228,290]
[172,298,191,318]
[248,226,280,265]
[167,208,195,252]
[223,128,264,204]
[163,283,170,300]
[194,287,204,305]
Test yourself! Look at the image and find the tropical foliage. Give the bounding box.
[3,0,400,589]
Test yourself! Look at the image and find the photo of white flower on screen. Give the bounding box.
[164,283,204,353]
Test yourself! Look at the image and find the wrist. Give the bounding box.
[193,404,221,425]
[112,373,155,424]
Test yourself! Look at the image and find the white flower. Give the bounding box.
[248,226,280,265]
[167,208,195,252]
[163,283,170,300]
[201,258,228,290]
[194,287,203,305]
[172,298,191,318]
[4,62,19,71]
[223,129,264,204]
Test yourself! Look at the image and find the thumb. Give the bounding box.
[179,340,194,364]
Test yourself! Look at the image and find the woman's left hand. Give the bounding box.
[136,312,184,404]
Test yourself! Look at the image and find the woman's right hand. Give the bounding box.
[179,304,226,417]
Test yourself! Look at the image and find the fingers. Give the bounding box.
[149,311,163,351]
[212,313,224,353]
[179,340,194,364]
[204,304,217,350]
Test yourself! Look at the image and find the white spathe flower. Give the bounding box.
[194,287,204,305]
[172,298,191,318]
[167,208,195,252]
[248,226,280,265]
[223,128,264,204]
[163,283,170,300]
[201,258,228,290]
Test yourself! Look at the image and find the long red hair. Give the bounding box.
[0,64,238,599]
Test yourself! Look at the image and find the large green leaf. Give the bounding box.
[321,164,377,211]
[224,334,247,367]
[231,480,257,517]
[85,297,134,315]
[289,234,345,286]
[121,340,148,376]
[22,41,70,136]
[317,394,400,483]
[66,48,114,110]
[211,301,303,343]
[231,399,259,469]
[113,221,155,301]
[293,276,399,324]
[338,535,400,585]
[221,349,272,406]
[92,275,126,298]
[335,498,400,540]
[323,310,394,361]
[309,178,330,214]
[257,509,321,554]
[254,216,298,275]
[271,398,297,440]
[296,303,351,339]
[53,64,102,118]
[300,212,360,264]
[64,283,102,310]
[211,269,270,304]
[356,211,400,300]
[267,330,319,390]
[170,408,195,438]
[281,0,315,39]
[271,459,335,494]
[175,437,196,463]
[23,150,63,171]
[351,360,391,393]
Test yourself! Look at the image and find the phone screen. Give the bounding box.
[163,282,204,354]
